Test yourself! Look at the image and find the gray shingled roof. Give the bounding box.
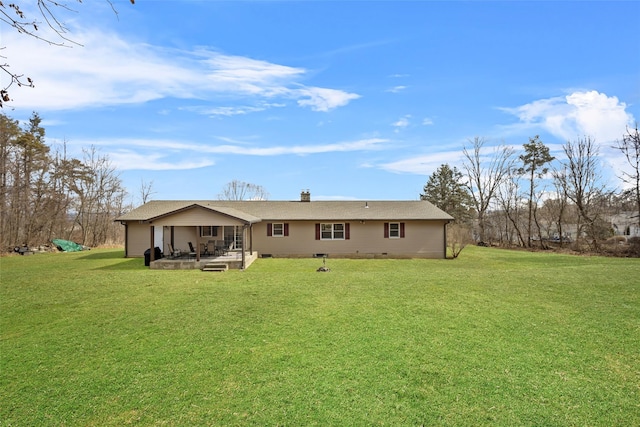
[116,200,453,222]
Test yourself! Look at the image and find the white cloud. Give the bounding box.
[422,117,434,126]
[379,150,464,175]
[296,87,361,112]
[109,150,215,171]
[60,137,391,170]
[501,90,634,143]
[392,115,411,132]
[2,27,360,112]
[185,105,267,117]
[386,85,407,93]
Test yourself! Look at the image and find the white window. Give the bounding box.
[389,222,401,238]
[200,226,217,237]
[272,223,284,237]
[384,222,405,239]
[321,223,345,240]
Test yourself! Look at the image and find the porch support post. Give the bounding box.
[241,224,247,269]
[249,224,253,255]
[149,225,155,262]
[195,226,200,261]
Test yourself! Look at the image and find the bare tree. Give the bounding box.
[614,124,640,229]
[562,136,608,249]
[462,137,514,244]
[0,112,22,246]
[550,166,572,246]
[45,141,76,242]
[496,170,526,247]
[66,146,125,246]
[139,179,155,204]
[1,0,134,106]
[447,222,472,259]
[218,180,269,201]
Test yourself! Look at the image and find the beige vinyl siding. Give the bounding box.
[126,220,446,258]
[171,227,198,252]
[151,206,246,227]
[253,220,446,258]
[121,202,451,259]
[126,222,151,257]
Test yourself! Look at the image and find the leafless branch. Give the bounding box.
[1,0,133,107]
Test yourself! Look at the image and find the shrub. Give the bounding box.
[628,236,640,257]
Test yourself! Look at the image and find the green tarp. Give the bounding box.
[52,239,84,252]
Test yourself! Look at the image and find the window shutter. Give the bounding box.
[315,223,320,240]
[267,223,272,236]
[400,222,405,238]
[284,223,289,236]
[345,223,350,240]
[384,222,389,238]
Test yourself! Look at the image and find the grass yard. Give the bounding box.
[1,247,639,426]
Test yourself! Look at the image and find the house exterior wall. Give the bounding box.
[126,222,151,257]
[122,204,449,259]
[124,219,447,258]
[172,227,199,253]
[251,220,447,258]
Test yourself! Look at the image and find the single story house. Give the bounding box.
[116,191,454,268]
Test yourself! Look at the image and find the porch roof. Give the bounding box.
[117,199,454,222]
[123,203,262,224]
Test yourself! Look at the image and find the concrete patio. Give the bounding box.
[149,251,258,270]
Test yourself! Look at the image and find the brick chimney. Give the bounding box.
[300,190,311,202]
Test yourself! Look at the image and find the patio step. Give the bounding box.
[202,263,228,272]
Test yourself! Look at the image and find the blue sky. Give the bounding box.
[3,1,639,203]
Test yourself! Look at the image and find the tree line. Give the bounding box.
[1,112,127,249]
[421,127,640,256]
[0,111,271,251]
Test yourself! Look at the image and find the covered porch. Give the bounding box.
[145,204,262,270]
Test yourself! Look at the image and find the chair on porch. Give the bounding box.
[167,243,182,259]
[207,240,216,255]
[214,239,232,256]
[187,242,197,260]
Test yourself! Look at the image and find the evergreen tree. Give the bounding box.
[421,164,473,223]
[518,135,554,246]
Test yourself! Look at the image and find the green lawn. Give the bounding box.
[1,247,639,426]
